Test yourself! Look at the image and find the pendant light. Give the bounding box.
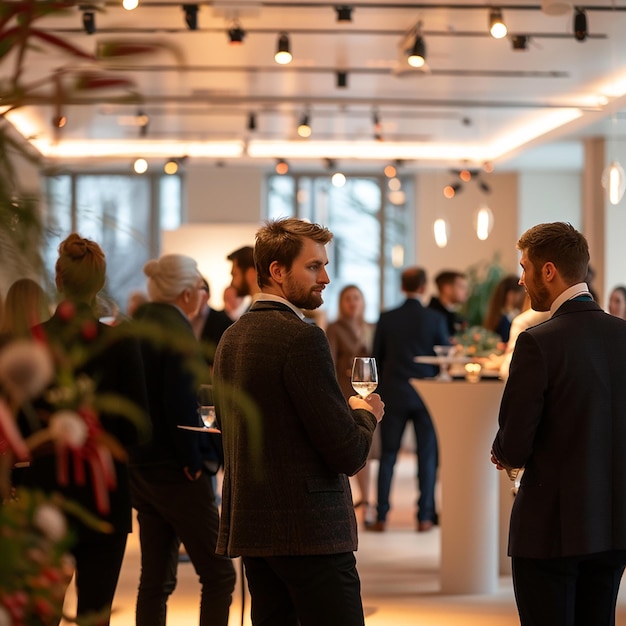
[602,161,626,205]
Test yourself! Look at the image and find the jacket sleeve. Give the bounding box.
[492,330,547,469]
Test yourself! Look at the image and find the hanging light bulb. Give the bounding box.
[297,113,312,138]
[331,172,346,187]
[602,161,626,205]
[407,31,426,68]
[434,219,449,248]
[133,158,148,174]
[474,205,494,240]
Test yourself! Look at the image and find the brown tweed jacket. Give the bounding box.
[213,300,377,558]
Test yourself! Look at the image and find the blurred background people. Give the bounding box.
[126,290,148,318]
[608,285,626,320]
[428,270,469,337]
[19,233,149,625]
[191,277,233,366]
[222,285,245,321]
[371,267,449,533]
[326,284,378,525]
[0,277,49,342]
[483,274,526,344]
[130,253,235,626]
[227,245,258,302]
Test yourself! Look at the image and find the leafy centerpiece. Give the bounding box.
[453,325,503,358]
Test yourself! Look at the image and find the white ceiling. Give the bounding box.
[5,0,626,172]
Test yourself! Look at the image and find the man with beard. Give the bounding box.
[227,245,260,302]
[492,222,626,626]
[213,217,384,626]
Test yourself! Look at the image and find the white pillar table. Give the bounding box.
[410,378,505,595]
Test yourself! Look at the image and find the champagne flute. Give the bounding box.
[198,384,217,429]
[351,357,378,399]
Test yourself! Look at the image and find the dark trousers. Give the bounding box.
[512,550,626,626]
[71,530,128,625]
[243,552,364,626]
[376,405,438,523]
[130,464,236,626]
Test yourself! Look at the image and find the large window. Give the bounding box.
[267,173,412,323]
[44,173,181,313]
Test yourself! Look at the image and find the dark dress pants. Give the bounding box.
[512,550,626,626]
[243,552,364,626]
[376,405,438,523]
[130,463,236,626]
[71,529,128,625]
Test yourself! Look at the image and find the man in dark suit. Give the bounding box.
[370,267,449,532]
[427,269,469,337]
[492,222,626,626]
[213,217,384,626]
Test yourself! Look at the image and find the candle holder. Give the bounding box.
[464,362,482,383]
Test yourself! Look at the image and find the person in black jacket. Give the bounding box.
[19,233,149,625]
[130,253,235,626]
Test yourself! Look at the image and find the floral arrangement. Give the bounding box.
[0,306,144,625]
[0,489,75,626]
[453,325,503,358]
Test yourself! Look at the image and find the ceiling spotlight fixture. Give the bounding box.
[247,112,257,132]
[324,157,336,171]
[228,19,246,44]
[384,163,397,178]
[122,0,138,10]
[407,22,427,68]
[511,35,529,50]
[574,8,587,42]
[133,158,148,174]
[489,8,507,39]
[275,32,292,65]
[275,158,289,175]
[297,113,312,138]
[135,109,149,137]
[52,114,67,129]
[164,159,179,175]
[336,70,348,88]
[183,4,199,31]
[81,9,96,35]
[459,169,472,182]
[372,109,383,141]
[332,172,347,188]
[443,182,462,199]
[335,5,353,22]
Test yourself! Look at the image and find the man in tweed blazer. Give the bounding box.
[492,222,626,626]
[213,218,384,626]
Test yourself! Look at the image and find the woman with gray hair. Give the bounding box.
[130,253,235,626]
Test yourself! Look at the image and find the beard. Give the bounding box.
[527,278,551,312]
[283,276,324,310]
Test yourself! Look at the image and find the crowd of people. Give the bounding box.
[2,220,626,625]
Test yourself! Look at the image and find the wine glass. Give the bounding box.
[198,384,217,429]
[351,357,378,399]
[433,345,456,382]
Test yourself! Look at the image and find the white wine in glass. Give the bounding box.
[351,357,378,399]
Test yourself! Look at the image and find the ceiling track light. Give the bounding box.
[408,23,426,68]
[228,19,246,44]
[80,9,96,35]
[247,111,257,132]
[275,158,289,175]
[136,109,149,137]
[297,113,311,138]
[183,4,199,31]
[511,35,529,50]
[372,109,382,141]
[489,8,507,39]
[275,32,292,65]
[336,70,348,88]
[164,158,179,175]
[335,5,353,22]
[574,7,588,42]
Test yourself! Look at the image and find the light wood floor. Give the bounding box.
[62,452,626,625]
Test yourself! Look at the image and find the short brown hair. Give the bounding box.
[517,222,589,284]
[401,267,427,293]
[227,246,254,272]
[254,218,333,288]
